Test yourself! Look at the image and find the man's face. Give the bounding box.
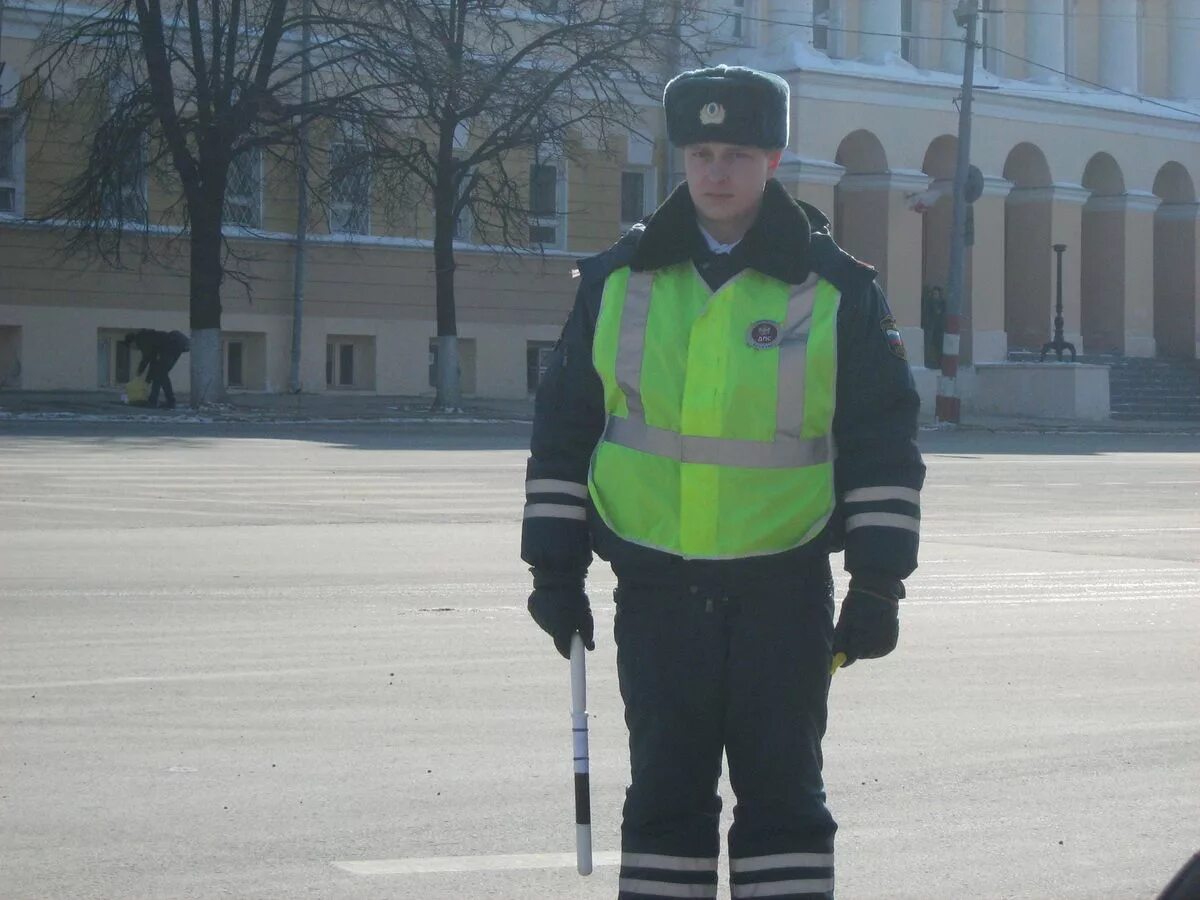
[683,142,782,227]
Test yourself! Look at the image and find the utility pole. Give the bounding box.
[288,0,313,394]
[935,0,979,425]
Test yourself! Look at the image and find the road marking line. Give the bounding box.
[333,852,621,875]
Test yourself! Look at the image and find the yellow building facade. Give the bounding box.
[1,0,1197,415]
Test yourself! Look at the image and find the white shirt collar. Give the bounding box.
[697,224,741,255]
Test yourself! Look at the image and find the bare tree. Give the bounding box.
[349,0,701,411]
[12,0,378,404]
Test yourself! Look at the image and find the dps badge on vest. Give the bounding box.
[881,315,907,360]
[747,320,782,350]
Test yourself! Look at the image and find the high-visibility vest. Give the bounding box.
[589,262,841,559]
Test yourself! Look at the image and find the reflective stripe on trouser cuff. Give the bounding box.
[605,415,831,469]
[622,853,719,872]
[844,512,920,533]
[619,879,718,898]
[525,479,589,498]
[842,486,921,505]
[730,853,834,873]
[730,878,835,898]
[522,503,587,521]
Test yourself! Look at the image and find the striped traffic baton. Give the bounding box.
[570,633,593,875]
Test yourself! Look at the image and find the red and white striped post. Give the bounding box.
[936,315,962,423]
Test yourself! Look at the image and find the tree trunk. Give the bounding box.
[188,195,225,406]
[431,169,462,412]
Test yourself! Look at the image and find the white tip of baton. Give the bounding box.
[576,824,593,875]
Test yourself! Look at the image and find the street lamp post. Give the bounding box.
[1040,243,1076,362]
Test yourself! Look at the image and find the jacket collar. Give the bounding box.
[630,178,816,284]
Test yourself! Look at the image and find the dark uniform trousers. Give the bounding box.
[614,555,838,900]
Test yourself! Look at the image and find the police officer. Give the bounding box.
[522,65,924,900]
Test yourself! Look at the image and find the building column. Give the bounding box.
[881,171,932,361]
[970,176,1014,362]
[859,0,902,62]
[1050,184,1091,351]
[1155,202,1200,359]
[1121,191,1162,357]
[1099,0,1139,92]
[1169,0,1200,100]
[1025,0,1066,83]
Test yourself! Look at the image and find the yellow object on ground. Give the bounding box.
[830,652,847,675]
[125,373,150,404]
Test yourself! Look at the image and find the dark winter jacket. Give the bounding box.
[520,178,925,590]
[125,329,191,375]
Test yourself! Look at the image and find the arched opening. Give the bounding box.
[1002,143,1054,352]
[1153,162,1198,360]
[833,131,889,285]
[1080,153,1127,355]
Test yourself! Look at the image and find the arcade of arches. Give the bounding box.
[779,132,1199,367]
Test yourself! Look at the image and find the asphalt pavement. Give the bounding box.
[1,420,1197,900]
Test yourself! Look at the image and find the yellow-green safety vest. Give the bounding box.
[589,262,841,559]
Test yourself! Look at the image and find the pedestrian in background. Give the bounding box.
[522,65,925,900]
[124,329,190,409]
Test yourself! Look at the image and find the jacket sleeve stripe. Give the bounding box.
[843,486,921,505]
[523,503,588,522]
[845,512,920,534]
[525,478,589,499]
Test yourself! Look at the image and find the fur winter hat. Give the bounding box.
[663,65,790,150]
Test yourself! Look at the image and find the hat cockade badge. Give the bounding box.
[699,101,726,125]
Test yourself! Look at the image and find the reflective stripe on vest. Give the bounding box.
[589,262,841,559]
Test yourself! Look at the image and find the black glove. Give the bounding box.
[527,569,595,660]
[833,573,903,667]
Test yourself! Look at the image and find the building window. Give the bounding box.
[0,115,18,215]
[226,340,244,388]
[900,0,914,62]
[711,0,749,45]
[326,335,375,389]
[621,170,652,227]
[452,158,473,242]
[96,329,136,388]
[329,139,370,235]
[428,338,477,395]
[100,140,148,224]
[222,332,265,389]
[529,155,565,248]
[812,0,843,56]
[102,82,149,224]
[0,326,21,388]
[527,341,556,394]
[224,148,262,228]
[812,0,830,50]
[525,0,559,13]
[621,171,644,224]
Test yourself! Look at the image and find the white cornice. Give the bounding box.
[777,155,846,187]
[1005,184,1093,206]
[981,176,1015,198]
[1084,191,1163,213]
[761,50,1200,142]
[1052,183,1093,205]
[1156,201,1200,222]
[837,170,932,193]
[885,169,936,192]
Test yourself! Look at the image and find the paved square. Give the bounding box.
[2,422,1197,899]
